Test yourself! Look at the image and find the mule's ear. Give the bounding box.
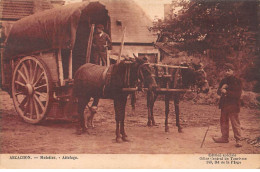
[199,62,204,68]
[193,63,201,70]
[180,62,188,67]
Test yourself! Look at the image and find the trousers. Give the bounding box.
[92,51,107,66]
[220,107,242,141]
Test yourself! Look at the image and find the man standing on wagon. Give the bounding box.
[91,24,112,66]
[213,63,243,147]
[90,24,112,113]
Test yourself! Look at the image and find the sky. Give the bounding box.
[133,0,172,19]
[65,0,172,20]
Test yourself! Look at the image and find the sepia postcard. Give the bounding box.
[0,0,259,169]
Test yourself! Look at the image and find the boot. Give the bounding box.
[76,127,86,135]
[235,140,242,147]
[212,137,229,143]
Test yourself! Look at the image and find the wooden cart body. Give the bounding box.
[1,1,111,123]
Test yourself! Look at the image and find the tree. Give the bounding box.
[152,0,259,90]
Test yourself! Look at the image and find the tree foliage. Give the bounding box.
[152,0,259,91]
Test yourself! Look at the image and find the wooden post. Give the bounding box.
[86,24,95,63]
[165,66,169,75]
[124,64,131,87]
[57,48,64,86]
[0,46,5,87]
[118,27,126,63]
[68,49,73,80]
[106,46,110,66]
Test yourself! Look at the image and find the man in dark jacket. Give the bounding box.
[213,63,243,147]
[91,24,112,66]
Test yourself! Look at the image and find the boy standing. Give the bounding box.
[213,63,243,147]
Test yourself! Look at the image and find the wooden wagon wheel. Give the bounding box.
[12,56,53,124]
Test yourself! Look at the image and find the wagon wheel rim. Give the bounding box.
[12,56,51,124]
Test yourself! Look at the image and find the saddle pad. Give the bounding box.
[74,63,107,89]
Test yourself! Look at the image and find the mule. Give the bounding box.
[73,57,156,142]
[144,62,209,133]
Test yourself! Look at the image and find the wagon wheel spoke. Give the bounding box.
[23,97,30,117]
[31,62,38,84]
[33,72,44,87]
[15,92,23,96]
[21,63,30,82]
[17,69,28,83]
[29,97,34,118]
[34,91,47,99]
[19,96,29,109]
[14,81,26,87]
[28,60,33,83]
[33,98,40,119]
[34,84,47,91]
[33,94,45,113]
[14,81,27,94]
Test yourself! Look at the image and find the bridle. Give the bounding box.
[137,63,147,82]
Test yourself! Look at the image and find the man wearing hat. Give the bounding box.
[91,24,112,66]
[213,63,243,147]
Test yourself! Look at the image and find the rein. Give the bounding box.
[137,64,146,82]
[173,68,182,88]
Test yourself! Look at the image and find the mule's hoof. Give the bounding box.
[152,122,157,126]
[147,121,152,127]
[165,127,170,132]
[122,136,130,142]
[129,111,135,116]
[76,131,83,135]
[116,137,121,143]
[178,128,183,133]
[87,123,95,129]
[76,128,86,135]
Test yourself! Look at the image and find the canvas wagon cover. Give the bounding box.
[3,1,108,60]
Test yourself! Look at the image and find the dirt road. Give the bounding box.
[0,90,259,154]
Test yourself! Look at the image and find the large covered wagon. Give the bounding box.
[1,1,111,123]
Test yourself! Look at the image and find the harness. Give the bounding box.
[102,65,113,96]
[101,62,145,96]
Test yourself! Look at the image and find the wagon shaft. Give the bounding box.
[143,88,191,92]
[145,63,189,69]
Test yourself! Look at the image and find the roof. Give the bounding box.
[4,1,110,59]
[0,0,53,21]
[86,0,156,43]
[3,0,157,59]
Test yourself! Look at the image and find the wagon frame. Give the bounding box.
[1,1,111,123]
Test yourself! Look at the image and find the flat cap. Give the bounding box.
[96,24,104,30]
[224,63,235,70]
